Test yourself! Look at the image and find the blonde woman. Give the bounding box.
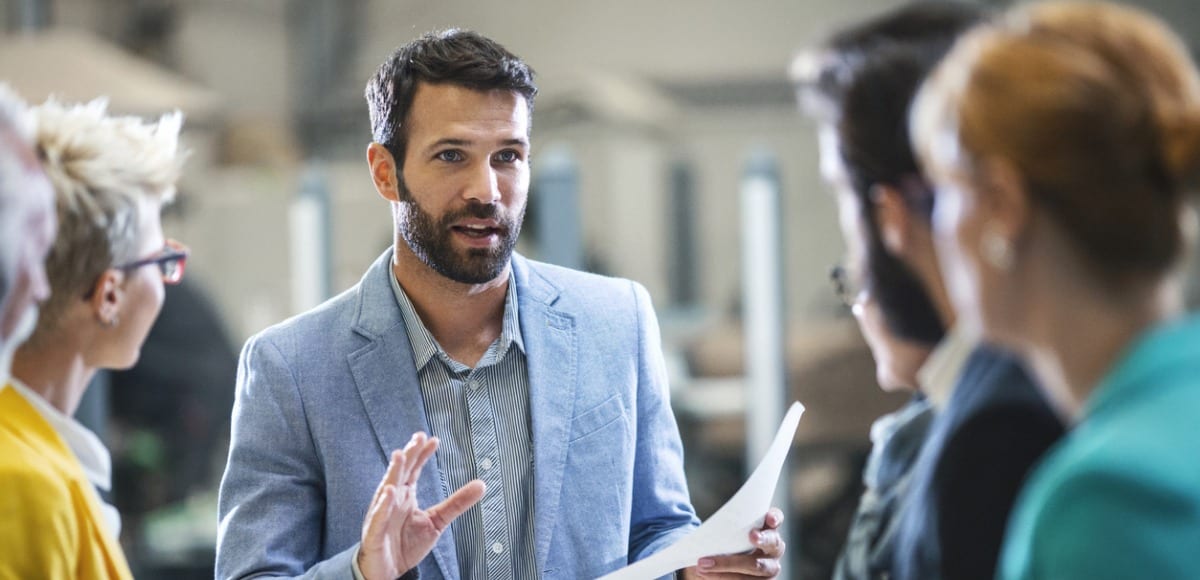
[911,2,1200,578]
[0,99,187,579]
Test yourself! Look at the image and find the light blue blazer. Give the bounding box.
[216,249,700,579]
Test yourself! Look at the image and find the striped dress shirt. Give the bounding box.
[389,271,539,580]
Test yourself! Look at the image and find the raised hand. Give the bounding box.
[357,432,486,580]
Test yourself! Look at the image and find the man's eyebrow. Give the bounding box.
[423,137,529,151]
[426,138,471,151]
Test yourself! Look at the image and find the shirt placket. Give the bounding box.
[464,368,513,580]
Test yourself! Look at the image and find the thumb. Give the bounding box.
[427,480,486,532]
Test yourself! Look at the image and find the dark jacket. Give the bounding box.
[894,346,1065,580]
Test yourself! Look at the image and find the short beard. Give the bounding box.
[395,175,524,284]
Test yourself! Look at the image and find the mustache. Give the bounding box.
[441,202,502,224]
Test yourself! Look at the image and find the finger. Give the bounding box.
[395,432,428,485]
[763,507,784,529]
[749,529,785,558]
[372,450,407,507]
[362,484,397,547]
[403,436,439,487]
[427,479,486,532]
[404,431,426,450]
[697,553,780,577]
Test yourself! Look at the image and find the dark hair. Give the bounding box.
[364,29,537,167]
[794,1,986,344]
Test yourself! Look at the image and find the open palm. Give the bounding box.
[358,432,486,580]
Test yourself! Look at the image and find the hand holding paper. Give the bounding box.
[598,402,804,580]
[685,507,785,577]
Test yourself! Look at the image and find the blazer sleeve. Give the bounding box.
[216,332,358,580]
[934,402,1062,580]
[626,281,701,563]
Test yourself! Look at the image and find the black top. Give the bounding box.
[893,345,1065,580]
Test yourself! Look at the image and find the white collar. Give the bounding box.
[917,325,976,409]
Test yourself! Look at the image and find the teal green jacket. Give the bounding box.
[1000,314,1200,579]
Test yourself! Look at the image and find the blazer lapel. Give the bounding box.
[347,249,459,580]
[513,256,580,573]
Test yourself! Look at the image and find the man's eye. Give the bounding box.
[495,150,520,163]
[436,150,463,162]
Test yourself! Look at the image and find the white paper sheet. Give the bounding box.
[597,401,805,580]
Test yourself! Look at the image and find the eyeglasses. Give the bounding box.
[114,239,190,285]
[829,262,866,309]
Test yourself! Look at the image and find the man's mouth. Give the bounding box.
[451,223,502,239]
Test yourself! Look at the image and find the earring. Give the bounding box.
[981,225,1014,271]
[100,315,119,328]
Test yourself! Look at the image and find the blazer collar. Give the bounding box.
[351,249,561,338]
[350,248,406,340]
[510,255,581,572]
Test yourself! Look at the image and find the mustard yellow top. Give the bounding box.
[0,384,132,580]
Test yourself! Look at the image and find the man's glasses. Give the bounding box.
[829,262,865,309]
[114,239,190,285]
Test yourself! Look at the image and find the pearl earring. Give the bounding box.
[981,226,1014,271]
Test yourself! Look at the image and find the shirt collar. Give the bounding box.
[917,325,975,410]
[389,265,524,371]
[5,378,112,492]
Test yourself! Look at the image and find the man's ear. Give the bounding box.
[89,269,125,327]
[870,183,914,256]
[367,142,401,202]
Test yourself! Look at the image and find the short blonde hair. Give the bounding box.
[29,98,185,337]
[912,1,1200,280]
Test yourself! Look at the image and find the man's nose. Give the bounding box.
[463,162,501,205]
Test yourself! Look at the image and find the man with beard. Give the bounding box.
[793,3,1064,579]
[217,29,785,580]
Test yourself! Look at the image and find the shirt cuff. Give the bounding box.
[351,546,366,580]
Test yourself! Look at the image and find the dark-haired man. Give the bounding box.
[793,3,1064,579]
[218,29,784,580]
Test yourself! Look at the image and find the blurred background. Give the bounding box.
[3,0,1199,578]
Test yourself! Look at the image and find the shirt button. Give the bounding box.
[481,457,493,471]
[469,380,481,390]
[491,542,504,554]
